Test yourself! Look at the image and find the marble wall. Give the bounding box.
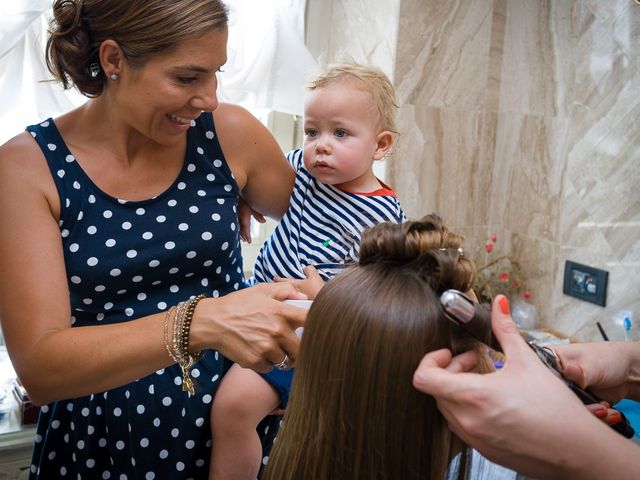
[306,0,640,341]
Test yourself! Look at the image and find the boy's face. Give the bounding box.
[302,82,383,192]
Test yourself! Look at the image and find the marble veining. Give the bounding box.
[307,0,640,341]
[395,0,494,110]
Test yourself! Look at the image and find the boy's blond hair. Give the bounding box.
[307,63,399,135]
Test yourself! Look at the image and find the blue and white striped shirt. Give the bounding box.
[253,149,406,282]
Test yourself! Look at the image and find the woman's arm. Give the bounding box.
[0,134,169,403]
[0,134,305,404]
[213,103,294,220]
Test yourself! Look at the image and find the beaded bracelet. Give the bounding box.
[180,294,205,359]
[163,294,206,396]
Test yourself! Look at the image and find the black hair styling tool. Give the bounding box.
[440,289,635,439]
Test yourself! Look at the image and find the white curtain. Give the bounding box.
[221,0,315,115]
[0,0,316,144]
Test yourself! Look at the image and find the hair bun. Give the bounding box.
[358,213,477,294]
[46,0,102,96]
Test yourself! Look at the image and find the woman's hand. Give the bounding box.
[237,197,266,243]
[192,282,307,372]
[552,341,640,404]
[411,295,620,479]
[551,341,640,429]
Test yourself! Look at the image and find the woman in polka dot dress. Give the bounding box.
[0,1,307,478]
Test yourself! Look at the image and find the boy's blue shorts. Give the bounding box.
[261,368,293,409]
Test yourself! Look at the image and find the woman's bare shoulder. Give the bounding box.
[211,103,292,218]
[212,102,262,134]
[1,130,40,153]
[0,130,57,205]
[0,131,45,173]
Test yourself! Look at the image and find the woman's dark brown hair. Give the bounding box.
[264,213,489,480]
[45,0,229,97]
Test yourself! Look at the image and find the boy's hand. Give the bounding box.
[274,265,325,299]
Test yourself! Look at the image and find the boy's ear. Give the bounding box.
[373,131,394,160]
[99,39,125,77]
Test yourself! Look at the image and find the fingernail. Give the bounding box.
[601,401,611,409]
[594,408,607,418]
[608,412,622,425]
[499,296,510,315]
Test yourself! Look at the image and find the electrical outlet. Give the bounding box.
[562,260,608,306]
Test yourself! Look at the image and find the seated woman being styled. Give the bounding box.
[264,214,516,480]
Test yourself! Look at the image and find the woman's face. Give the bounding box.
[115,27,228,145]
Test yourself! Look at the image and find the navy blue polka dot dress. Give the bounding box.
[25,112,246,479]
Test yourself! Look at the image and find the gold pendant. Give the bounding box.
[181,365,196,396]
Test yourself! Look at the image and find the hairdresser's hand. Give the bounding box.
[413,295,609,479]
[552,342,640,404]
[192,283,307,372]
[237,197,266,243]
[274,265,325,299]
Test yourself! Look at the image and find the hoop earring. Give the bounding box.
[110,73,119,81]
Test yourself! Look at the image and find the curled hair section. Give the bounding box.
[358,213,477,295]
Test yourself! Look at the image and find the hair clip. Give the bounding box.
[439,247,464,256]
[89,63,100,78]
